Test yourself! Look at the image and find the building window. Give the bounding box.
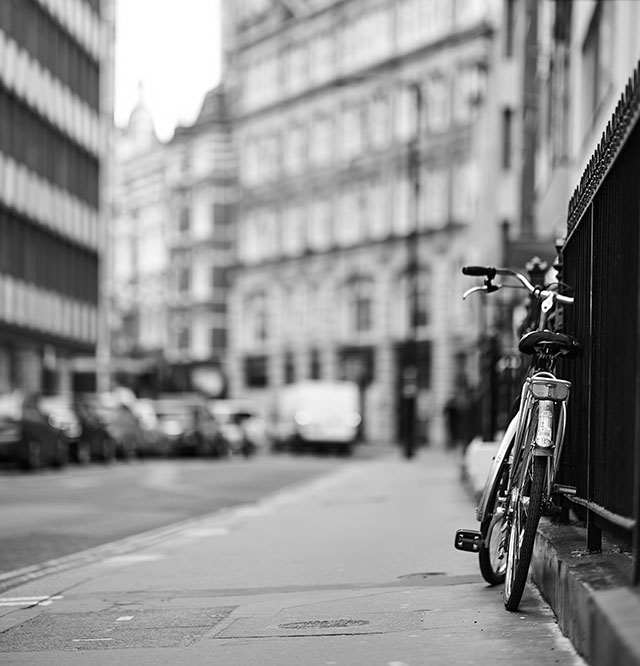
[340,105,362,160]
[179,206,191,233]
[284,122,306,174]
[310,114,333,166]
[395,84,416,140]
[211,327,226,350]
[244,354,268,388]
[454,62,486,124]
[451,161,479,224]
[393,175,411,236]
[396,269,430,335]
[421,169,448,229]
[426,72,450,134]
[501,108,513,170]
[310,32,333,83]
[310,348,322,379]
[369,91,390,148]
[582,1,613,124]
[284,350,295,384]
[504,0,516,57]
[308,198,332,251]
[178,266,191,293]
[245,292,268,346]
[336,189,360,246]
[177,325,190,351]
[282,205,305,256]
[345,277,374,335]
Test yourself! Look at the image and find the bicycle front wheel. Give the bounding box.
[504,454,546,611]
[478,459,509,585]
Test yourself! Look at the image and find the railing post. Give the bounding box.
[586,206,602,554]
[634,188,640,584]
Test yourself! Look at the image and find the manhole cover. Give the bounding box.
[278,619,370,630]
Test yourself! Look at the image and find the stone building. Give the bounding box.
[111,87,236,397]
[0,0,113,394]
[223,0,523,446]
[535,0,640,235]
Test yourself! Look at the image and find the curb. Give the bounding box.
[462,447,640,665]
[531,520,640,666]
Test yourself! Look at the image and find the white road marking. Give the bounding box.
[116,616,134,622]
[0,595,63,607]
[103,553,164,566]
[182,527,230,537]
[72,638,113,643]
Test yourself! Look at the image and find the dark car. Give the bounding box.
[72,400,117,463]
[129,398,170,458]
[38,395,91,464]
[0,391,69,471]
[152,394,227,458]
[76,393,144,460]
[209,399,270,457]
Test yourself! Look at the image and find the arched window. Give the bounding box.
[244,291,268,348]
[393,268,431,337]
[343,276,375,337]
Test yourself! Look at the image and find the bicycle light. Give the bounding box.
[529,378,570,401]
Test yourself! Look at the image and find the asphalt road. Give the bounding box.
[0,452,354,575]
[0,449,585,665]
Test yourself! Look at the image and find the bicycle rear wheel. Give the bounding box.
[503,454,546,611]
[478,459,509,585]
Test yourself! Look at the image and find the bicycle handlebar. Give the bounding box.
[461,265,574,305]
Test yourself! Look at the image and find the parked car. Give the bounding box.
[38,395,88,464]
[152,394,227,458]
[209,399,270,457]
[130,398,170,457]
[72,399,117,463]
[0,390,69,470]
[76,393,144,460]
[271,380,361,455]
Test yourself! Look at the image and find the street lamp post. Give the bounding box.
[401,81,423,459]
[327,71,425,457]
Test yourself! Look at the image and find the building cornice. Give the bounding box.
[233,22,494,124]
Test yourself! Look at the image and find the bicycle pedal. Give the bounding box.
[454,529,483,552]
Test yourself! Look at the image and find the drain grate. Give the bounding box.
[216,611,424,638]
[278,619,370,630]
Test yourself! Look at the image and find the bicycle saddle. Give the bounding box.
[518,330,583,359]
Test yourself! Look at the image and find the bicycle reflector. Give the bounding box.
[529,378,570,401]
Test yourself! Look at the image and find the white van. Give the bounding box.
[272,380,361,455]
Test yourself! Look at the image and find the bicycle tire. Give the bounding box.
[504,454,546,611]
[478,459,509,585]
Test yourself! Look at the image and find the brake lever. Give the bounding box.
[462,284,502,300]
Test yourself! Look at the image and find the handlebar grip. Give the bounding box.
[462,266,497,278]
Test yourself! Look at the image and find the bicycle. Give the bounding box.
[454,264,582,611]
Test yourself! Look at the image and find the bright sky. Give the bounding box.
[114,0,222,142]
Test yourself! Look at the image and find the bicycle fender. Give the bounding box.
[475,415,518,523]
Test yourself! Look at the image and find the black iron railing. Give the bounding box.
[560,60,640,583]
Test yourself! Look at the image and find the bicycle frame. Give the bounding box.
[476,415,517,523]
[476,371,570,526]
[455,263,580,607]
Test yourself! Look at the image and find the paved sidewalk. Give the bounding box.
[0,448,584,665]
[463,438,640,666]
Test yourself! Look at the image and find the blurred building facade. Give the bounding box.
[535,0,640,235]
[0,0,113,394]
[469,0,640,436]
[111,86,236,397]
[223,0,528,445]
